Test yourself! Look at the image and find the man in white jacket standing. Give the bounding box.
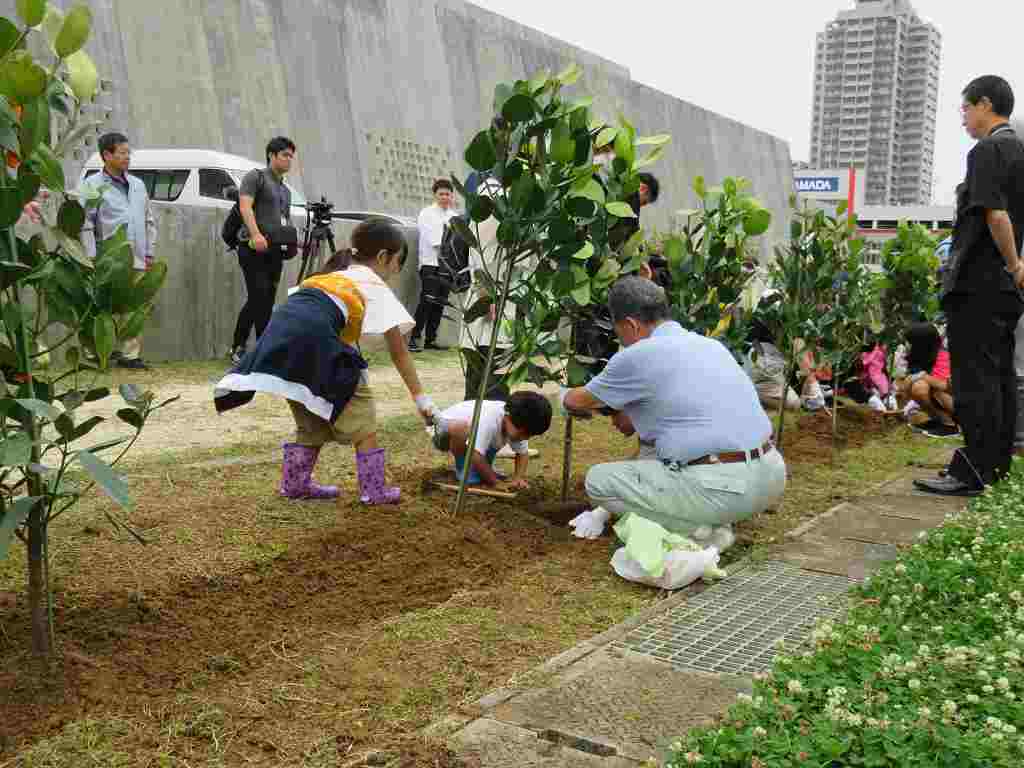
[80,132,158,369]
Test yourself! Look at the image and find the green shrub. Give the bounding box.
[666,463,1024,767]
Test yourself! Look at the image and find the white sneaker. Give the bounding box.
[496,445,539,458]
[803,396,825,412]
[884,393,898,410]
[868,394,885,412]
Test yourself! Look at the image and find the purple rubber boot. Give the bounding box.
[356,447,401,505]
[279,443,339,500]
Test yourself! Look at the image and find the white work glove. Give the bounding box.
[569,506,611,539]
[415,394,437,425]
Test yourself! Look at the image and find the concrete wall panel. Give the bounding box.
[1,0,792,361]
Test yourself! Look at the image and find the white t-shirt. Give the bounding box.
[439,400,529,456]
[344,264,414,336]
[417,203,456,268]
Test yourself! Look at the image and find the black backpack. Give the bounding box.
[439,214,472,293]
[221,170,266,251]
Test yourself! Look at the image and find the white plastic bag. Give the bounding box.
[611,545,721,590]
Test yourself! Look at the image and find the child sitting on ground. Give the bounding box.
[432,392,552,489]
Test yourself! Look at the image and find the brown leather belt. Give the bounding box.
[687,441,775,467]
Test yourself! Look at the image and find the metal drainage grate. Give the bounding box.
[614,561,854,675]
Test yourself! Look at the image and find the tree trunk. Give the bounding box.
[561,416,574,502]
[26,504,50,657]
[775,360,796,451]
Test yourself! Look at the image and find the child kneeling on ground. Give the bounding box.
[432,393,552,490]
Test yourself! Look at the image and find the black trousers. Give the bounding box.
[945,296,1022,487]
[462,346,510,402]
[412,265,450,344]
[233,245,284,350]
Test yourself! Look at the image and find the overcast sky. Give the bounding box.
[468,0,1021,206]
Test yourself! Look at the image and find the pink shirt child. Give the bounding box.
[860,344,890,396]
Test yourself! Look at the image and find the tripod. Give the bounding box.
[295,200,337,284]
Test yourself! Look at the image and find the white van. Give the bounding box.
[78,148,307,218]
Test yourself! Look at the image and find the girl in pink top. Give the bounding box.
[900,323,957,437]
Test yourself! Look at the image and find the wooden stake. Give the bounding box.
[431,481,518,499]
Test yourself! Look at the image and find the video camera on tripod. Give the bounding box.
[296,196,337,283]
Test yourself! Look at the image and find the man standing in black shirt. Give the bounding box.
[917,76,1024,496]
[230,137,296,364]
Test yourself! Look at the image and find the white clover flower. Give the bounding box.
[894,564,907,574]
[684,752,703,764]
[966,694,980,704]
[1011,590,1023,603]
[919,706,932,719]
[908,679,921,690]
[993,732,1006,742]
[753,726,767,738]
[737,693,753,704]
[1006,692,1017,701]
[1005,724,1019,735]
[788,679,805,695]
[913,583,924,594]
[996,677,1011,691]
[847,713,863,727]
[979,670,992,681]
[917,645,931,657]
[984,685,996,694]
[942,700,958,716]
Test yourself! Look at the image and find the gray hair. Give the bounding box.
[607,276,670,325]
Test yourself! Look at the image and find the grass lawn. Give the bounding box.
[1,399,949,766]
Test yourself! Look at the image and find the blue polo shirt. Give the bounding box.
[585,321,772,464]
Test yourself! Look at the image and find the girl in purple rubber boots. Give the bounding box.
[216,218,435,503]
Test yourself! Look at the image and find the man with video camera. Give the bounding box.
[230,136,298,364]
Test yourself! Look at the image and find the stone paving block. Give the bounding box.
[773,536,899,581]
[487,647,749,762]
[854,495,955,525]
[452,718,637,767]
[805,503,932,545]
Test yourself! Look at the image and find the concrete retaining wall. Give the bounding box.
[5,0,793,361]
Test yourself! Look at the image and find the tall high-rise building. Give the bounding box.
[809,0,941,205]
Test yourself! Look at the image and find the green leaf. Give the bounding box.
[693,176,707,199]
[84,386,110,402]
[119,383,144,405]
[93,312,115,368]
[15,398,59,421]
[3,300,25,333]
[743,205,772,237]
[16,166,40,209]
[76,450,133,510]
[117,306,151,341]
[55,4,92,58]
[0,19,20,57]
[64,50,99,102]
[462,296,493,325]
[594,126,618,150]
[613,128,635,168]
[549,119,575,165]
[465,130,497,173]
[634,145,665,170]
[116,407,144,430]
[605,202,636,219]
[0,52,48,103]
[18,93,48,161]
[566,358,589,387]
[448,218,480,254]
[54,119,102,156]
[54,411,75,438]
[68,415,104,441]
[510,171,537,210]
[570,178,606,205]
[0,188,24,228]
[570,281,591,306]
[0,496,41,560]
[555,61,582,86]
[501,93,536,124]
[0,433,32,465]
[57,199,86,238]
[635,134,672,147]
[27,143,65,192]
[664,236,685,272]
[571,241,595,262]
[16,0,48,27]
[492,83,513,115]
[467,194,494,224]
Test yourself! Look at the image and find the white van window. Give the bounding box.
[83,168,190,202]
[199,168,237,201]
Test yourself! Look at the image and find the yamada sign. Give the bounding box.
[795,176,841,193]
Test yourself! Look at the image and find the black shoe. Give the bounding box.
[911,418,942,433]
[117,357,150,371]
[408,339,423,353]
[913,476,983,496]
[920,423,960,439]
[424,341,449,351]
[230,346,246,365]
